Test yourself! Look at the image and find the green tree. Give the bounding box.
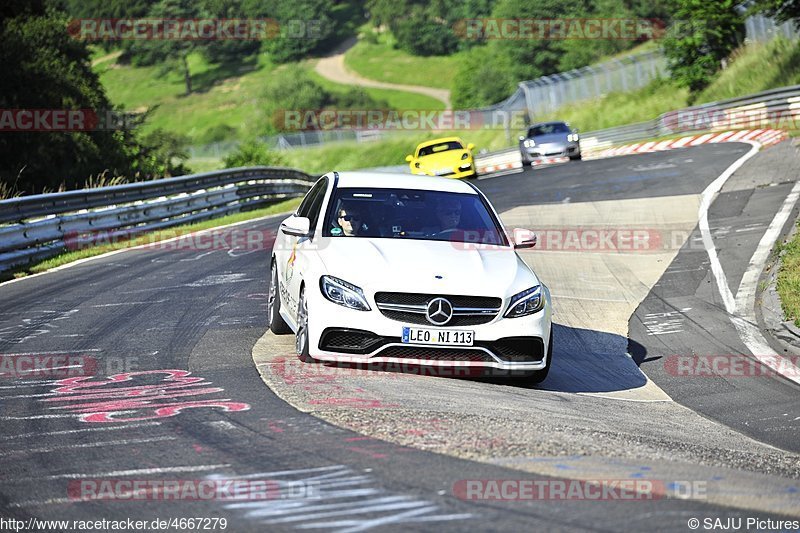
[263,0,336,62]
[662,0,744,94]
[123,0,210,94]
[451,45,514,108]
[393,8,458,56]
[0,1,138,194]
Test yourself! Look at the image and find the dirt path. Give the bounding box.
[315,38,451,109]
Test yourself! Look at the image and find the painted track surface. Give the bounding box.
[1,144,798,530]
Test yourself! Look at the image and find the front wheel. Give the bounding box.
[569,153,582,161]
[295,287,317,363]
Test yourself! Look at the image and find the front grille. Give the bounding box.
[319,328,387,354]
[379,310,495,326]
[374,292,501,326]
[375,293,501,308]
[374,346,495,362]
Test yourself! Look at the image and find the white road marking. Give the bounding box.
[731,181,800,385]
[186,273,252,287]
[0,436,176,457]
[699,141,800,385]
[0,413,82,420]
[699,142,759,313]
[90,300,167,307]
[2,464,232,483]
[214,466,471,530]
[0,349,102,356]
[0,422,161,440]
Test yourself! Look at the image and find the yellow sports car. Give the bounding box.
[405,137,476,179]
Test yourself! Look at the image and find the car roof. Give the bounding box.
[415,136,464,149]
[530,121,568,128]
[330,171,478,194]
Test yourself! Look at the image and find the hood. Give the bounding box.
[418,150,470,167]
[314,237,539,297]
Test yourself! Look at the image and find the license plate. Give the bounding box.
[401,327,474,346]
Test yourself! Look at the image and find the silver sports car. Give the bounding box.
[519,121,581,163]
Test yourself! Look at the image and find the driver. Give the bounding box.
[424,197,461,235]
[335,203,363,236]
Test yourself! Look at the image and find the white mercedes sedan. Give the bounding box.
[268,171,553,383]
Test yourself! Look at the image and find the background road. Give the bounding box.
[1,143,798,531]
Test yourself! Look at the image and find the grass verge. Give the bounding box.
[777,221,800,327]
[343,30,460,90]
[4,197,302,282]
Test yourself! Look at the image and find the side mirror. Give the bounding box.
[572,128,579,133]
[280,215,311,237]
[467,143,475,151]
[405,155,413,162]
[513,230,537,249]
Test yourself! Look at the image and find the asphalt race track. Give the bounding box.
[1,142,798,531]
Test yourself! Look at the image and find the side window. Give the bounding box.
[306,182,328,230]
[297,179,326,218]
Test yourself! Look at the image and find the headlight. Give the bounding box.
[504,286,544,318]
[461,153,469,160]
[320,276,371,311]
[523,139,536,148]
[567,133,580,143]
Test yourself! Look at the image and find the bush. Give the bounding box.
[223,141,287,168]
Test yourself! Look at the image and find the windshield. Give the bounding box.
[417,141,463,157]
[323,187,509,245]
[528,123,570,137]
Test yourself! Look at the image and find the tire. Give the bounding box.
[520,149,531,165]
[295,286,317,363]
[525,326,553,384]
[569,153,582,161]
[268,261,292,334]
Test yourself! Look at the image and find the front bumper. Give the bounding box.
[307,290,552,372]
[521,142,580,159]
[410,163,476,179]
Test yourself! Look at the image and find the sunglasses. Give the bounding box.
[339,214,360,221]
[438,209,461,216]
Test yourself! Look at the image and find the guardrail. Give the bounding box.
[0,167,314,274]
[475,84,800,171]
